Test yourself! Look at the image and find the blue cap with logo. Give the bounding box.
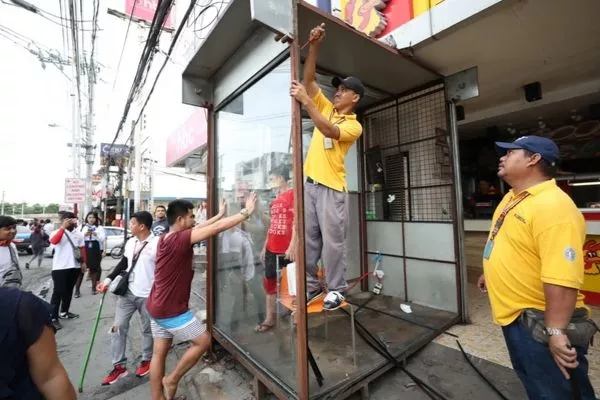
[495,135,560,166]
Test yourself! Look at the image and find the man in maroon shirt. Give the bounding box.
[146,194,257,400]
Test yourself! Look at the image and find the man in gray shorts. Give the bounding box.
[290,23,364,310]
[146,195,256,400]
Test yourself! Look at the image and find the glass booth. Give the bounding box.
[182,1,466,398]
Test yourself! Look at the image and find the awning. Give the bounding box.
[182,0,441,96]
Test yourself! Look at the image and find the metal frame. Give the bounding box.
[200,2,466,399]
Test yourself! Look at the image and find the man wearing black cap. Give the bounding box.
[477,136,596,399]
[290,23,363,311]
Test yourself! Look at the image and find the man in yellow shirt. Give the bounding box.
[477,135,595,399]
[290,24,363,310]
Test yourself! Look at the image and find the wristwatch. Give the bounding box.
[240,208,251,220]
[544,327,566,336]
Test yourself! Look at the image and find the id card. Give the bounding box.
[483,239,494,260]
[88,241,94,249]
[324,137,333,149]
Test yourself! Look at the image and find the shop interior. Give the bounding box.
[459,90,600,283]
[184,2,466,398]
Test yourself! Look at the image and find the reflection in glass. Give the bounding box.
[214,59,299,392]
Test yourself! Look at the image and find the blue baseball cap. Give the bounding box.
[495,135,560,166]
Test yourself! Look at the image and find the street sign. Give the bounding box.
[65,178,86,203]
[100,143,130,158]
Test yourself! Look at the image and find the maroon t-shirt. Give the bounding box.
[146,229,194,319]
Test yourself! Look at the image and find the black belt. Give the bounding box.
[306,177,319,185]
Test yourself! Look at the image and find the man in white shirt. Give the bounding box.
[49,212,86,330]
[97,211,158,385]
[0,216,22,288]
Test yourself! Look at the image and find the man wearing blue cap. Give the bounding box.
[290,23,363,310]
[477,135,596,399]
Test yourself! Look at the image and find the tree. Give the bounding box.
[46,203,59,213]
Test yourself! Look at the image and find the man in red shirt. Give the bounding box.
[146,194,257,400]
[257,166,295,332]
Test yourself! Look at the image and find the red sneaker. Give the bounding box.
[101,365,128,385]
[135,360,151,377]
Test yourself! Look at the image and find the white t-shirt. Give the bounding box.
[80,225,106,250]
[123,235,158,298]
[0,244,19,279]
[51,229,85,270]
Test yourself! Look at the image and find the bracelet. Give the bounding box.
[544,327,566,336]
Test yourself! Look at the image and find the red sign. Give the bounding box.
[166,108,208,166]
[125,0,173,29]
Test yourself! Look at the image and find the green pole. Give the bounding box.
[78,291,106,393]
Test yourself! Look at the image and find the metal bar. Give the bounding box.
[307,347,324,387]
[206,105,216,340]
[368,132,450,152]
[358,81,444,115]
[396,100,409,302]
[447,101,469,323]
[291,1,310,398]
[357,121,369,293]
[351,304,357,367]
[365,251,457,265]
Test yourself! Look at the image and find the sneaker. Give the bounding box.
[307,288,324,305]
[59,312,79,319]
[135,360,151,377]
[51,318,63,331]
[101,365,128,385]
[323,291,345,311]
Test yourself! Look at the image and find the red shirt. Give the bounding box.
[146,229,193,319]
[266,189,294,254]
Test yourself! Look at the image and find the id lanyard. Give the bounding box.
[483,192,530,260]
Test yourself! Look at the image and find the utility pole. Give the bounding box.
[134,115,144,212]
[1,190,4,215]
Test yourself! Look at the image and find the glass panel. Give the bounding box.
[214,58,298,393]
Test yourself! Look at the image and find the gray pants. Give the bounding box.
[304,182,348,293]
[111,290,153,366]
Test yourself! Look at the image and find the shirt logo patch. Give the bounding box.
[514,213,527,224]
[564,247,577,262]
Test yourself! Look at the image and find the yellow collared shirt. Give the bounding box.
[483,179,587,326]
[303,89,363,192]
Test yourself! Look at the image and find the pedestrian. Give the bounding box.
[478,136,597,399]
[256,166,295,332]
[26,223,49,269]
[290,23,364,310]
[97,211,157,385]
[75,211,105,297]
[146,195,256,400]
[0,287,77,399]
[0,215,22,288]
[49,212,86,330]
[151,205,170,237]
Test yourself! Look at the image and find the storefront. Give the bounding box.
[181,1,466,399]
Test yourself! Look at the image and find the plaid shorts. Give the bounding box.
[150,310,206,343]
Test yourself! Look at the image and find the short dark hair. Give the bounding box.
[45,219,51,223]
[61,212,76,220]
[155,205,166,212]
[131,211,153,230]
[166,199,194,226]
[524,149,557,178]
[269,165,290,181]
[0,216,17,229]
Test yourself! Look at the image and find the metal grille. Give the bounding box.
[363,85,453,222]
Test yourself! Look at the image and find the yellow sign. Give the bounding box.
[412,0,445,18]
[582,235,600,293]
[341,0,390,37]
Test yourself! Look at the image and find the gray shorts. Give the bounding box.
[149,310,206,343]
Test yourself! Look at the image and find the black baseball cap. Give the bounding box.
[495,135,560,166]
[332,76,364,98]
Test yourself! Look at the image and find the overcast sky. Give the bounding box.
[0,0,182,205]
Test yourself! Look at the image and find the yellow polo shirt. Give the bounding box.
[303,89,363,192]
[483,179,586,326]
